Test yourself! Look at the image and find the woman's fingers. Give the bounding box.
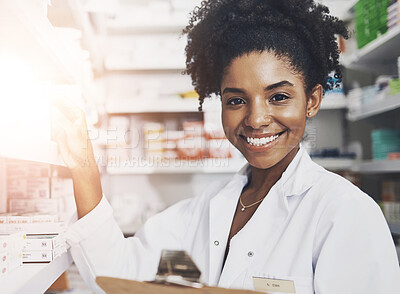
[50,99,92,169]
[51,107,75,134]
[51,96,85,123]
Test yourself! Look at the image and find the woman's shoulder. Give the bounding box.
[308,165,380,217]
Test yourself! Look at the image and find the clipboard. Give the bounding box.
[96,250,269,294]
[96,276,268,294]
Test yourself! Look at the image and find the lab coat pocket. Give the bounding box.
[246,272,314,294]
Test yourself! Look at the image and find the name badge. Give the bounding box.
[252,276,296,293]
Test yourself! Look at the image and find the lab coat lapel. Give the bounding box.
[218,183,290,288]
[208,167,249,286]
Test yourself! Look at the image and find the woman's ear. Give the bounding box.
[306,84,323,118]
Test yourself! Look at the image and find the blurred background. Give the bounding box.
[0,0,399,292]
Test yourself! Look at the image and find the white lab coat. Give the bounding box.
[66,147,400,294]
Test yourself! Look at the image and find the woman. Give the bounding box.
[52,0,400,293]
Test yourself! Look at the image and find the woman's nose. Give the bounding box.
[244,100,272,129]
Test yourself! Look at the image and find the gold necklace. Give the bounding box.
[239,195,266,211]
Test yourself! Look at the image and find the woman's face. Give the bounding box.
[221,50,321,169]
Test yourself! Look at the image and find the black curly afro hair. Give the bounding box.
[183,0,349,110]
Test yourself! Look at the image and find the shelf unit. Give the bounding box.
[106,19,186,34]
[341,26,400,73]
[106,157,357,175]
[342,15,400,238]
[347,93,400,121]
[104,60,186,71]
[106,158,247,175]
[320,94,348,110]
[0,251,73,294]
[106,97,199,114]
[353,160,400,174]
[313,158,356,171]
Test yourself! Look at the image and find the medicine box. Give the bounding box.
[24,234,65,251]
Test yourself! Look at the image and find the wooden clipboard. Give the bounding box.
[96,276,268,294]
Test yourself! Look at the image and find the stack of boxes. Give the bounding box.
[0,232,25,277]
[347,77,399,116]
[371,129,400,160]
[22,234,67,263]
[106,116,132,166]
[177,121,205,161]
[6,161,60,216]
[163,130,183,160]
[203,105,233,160]
[355,0,390,48]
[0,160,71,276]
[106,111,237,167]
[381,180,400,224]
[144,122,165,161]
[388,0,400,30]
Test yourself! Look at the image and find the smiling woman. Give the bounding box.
[52,0,400,293]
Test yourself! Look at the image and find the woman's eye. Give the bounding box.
[227,97,245,105]
[270,94,290,102]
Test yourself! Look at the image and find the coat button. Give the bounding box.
[248,251,254,257]
[214,240,219,246]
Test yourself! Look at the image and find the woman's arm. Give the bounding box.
[51,98,102,218]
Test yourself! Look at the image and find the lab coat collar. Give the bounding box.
[237,144,318,199]
[277,145,318,197]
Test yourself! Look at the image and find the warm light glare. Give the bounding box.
[0,56,51,141]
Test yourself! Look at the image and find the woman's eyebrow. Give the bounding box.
[265,80,294,91]
[222,87,245,95]
[222,80,294,95]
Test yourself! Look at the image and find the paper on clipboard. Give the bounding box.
[96,276,268,294]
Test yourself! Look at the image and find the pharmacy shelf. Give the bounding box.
[107,21,186,34]
[106,98,200,114]
[1,0,79,83]
[313,158,356,171]
[0,138,64,166]
[352,160,400,174]
[388,223,400,235]
[347,93,400,121]
[104,59,186,71]
[341,26,400,72]
[106,158,247,174]
[320,94,347,110]
[107,157,356,174]
[0,251,73,294]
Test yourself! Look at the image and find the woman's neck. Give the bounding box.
[246,145,300,195]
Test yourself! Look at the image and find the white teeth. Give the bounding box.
[245,134,280,146]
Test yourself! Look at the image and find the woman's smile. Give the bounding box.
[239,130,285,151]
